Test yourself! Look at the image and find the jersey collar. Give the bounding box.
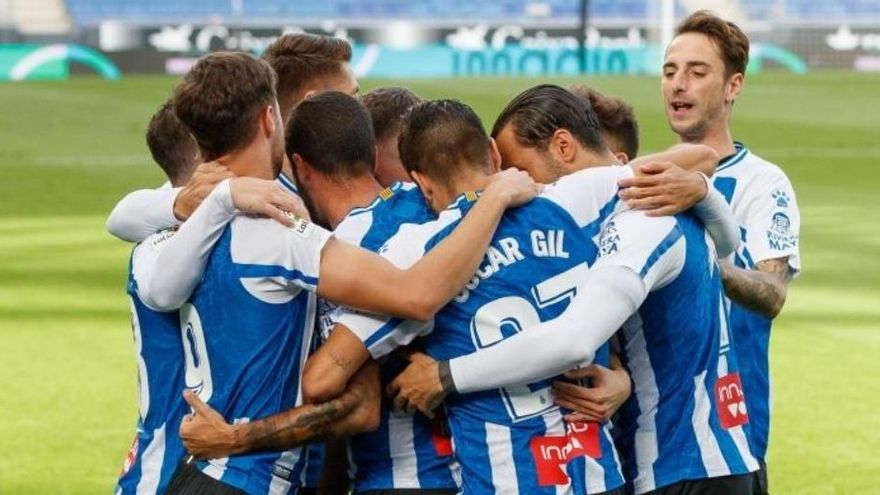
[445,190,480,211]
[716,141,748,172]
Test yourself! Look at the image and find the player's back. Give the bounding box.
[327,182,459,492]
[184,213,328,494]
[711,142,801,461]
[117,230,188,494]
[421,193,624,495]
[611,212,759,494]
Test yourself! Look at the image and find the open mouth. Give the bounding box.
[670,101,693,112]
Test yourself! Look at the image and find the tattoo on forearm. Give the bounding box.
[721,258,791,318]
[239,399,352,453]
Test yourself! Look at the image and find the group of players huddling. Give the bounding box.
[109,10,800,495]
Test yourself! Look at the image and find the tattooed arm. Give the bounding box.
[719,257,792,318]
[179,361,380,459]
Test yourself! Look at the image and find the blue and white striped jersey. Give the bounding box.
[116,230,188,495]
[184,213,331,494]
[712,142,801,462]
[599,208,760,494]
[337,166,636,494]
[322,182,459,492]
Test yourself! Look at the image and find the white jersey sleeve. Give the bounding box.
[540,165,633,228]
[591,209,687,293]
[131,229,177,303]
[333,210,464,358]
[106,183,180,243]
[739,171,801,274]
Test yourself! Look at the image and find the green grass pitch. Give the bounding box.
[0,72,878,493]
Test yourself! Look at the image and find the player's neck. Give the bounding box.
[682,122,736,159]
[449,168,490,200]
[574,147,621,171]
[320,174,383,229]
[216,143,276,180]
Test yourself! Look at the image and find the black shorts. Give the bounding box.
[645,473,754,495]
[753,460,769,495]
[165,459,247,495]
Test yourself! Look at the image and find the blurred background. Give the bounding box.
[0,1,878,493]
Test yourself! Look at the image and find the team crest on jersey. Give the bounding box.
[767,211,797,251]
[772,189,790,208]
[598,221,620,256]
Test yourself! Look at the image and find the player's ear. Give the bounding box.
[614,151,630,164]
[550,129,577,164]
[291,153,312,182]
[261,105,276,138]
[487,137,502,173]
[409,170,434,203]
[725,72,744,104]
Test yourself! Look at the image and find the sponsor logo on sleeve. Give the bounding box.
[767,211,797,251]
[772,189,790,208]
[598,221,619,256]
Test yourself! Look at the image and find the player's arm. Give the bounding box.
[137,178,304,311]
[302,322,373,403]
[617,143,721,216]
[105,162,232,242]
[721,173,800,318]
[179,361,380,459]
[315,168,540,320]
[551,352,632,423]
[388,212,685,415]
[720,258,791,318]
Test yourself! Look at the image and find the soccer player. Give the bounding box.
[115,102,202,495]
[568,85,640,164]
[389,88,759,494]
[327,96,739,494]
[654,12,801,494]
[105,33,357,243]
[178,91,460,494]
[147,52,537,495]
[359,86,422,186]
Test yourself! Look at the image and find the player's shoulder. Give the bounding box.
[720,143,792,184]
[334,209,375,246]
[229,213,326,264]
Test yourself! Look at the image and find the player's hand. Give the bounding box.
[617,162,708,216]
[179,389,241,459]
[386,352,445,418]
[229,177,309,227]
[485,168,543,207]
[173,161,235,220]
[552,364,632,423]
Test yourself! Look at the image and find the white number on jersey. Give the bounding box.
[130,299,150,419]
[179,303,213,402]
[469,263,590,422]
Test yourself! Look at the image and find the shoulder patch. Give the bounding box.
[771,189,790,208]
[285,212,316,238]
[379,187,394,200]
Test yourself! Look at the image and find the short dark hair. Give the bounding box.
[359,87,422,141]
[676,10,749,78]
[286,91,375,179]
[491,84,604,153]
[569,85,639,159]
[262,34,352,107]
[399,99,491,186]
[146,100,199,185]
[173,51,277,160]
